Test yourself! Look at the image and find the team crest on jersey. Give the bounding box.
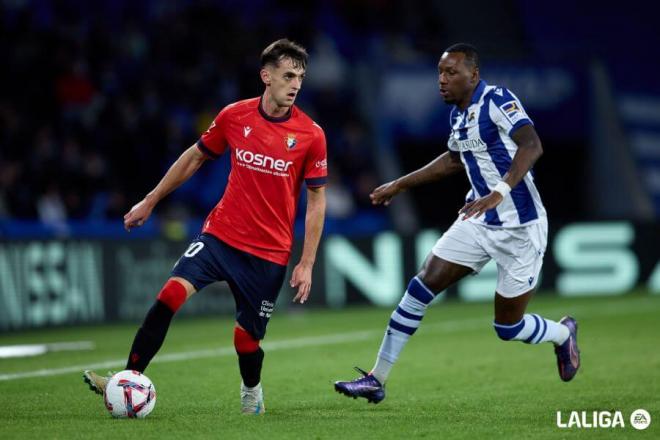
[500,100,525,124]
[285,133,297,149]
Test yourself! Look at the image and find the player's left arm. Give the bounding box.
[460,124,543,219]
[500,124,543,188]
[290,186,326,304]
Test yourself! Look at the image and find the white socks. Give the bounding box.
[493,313,569,345]
[371,277,571,384]
[372,277,436,384]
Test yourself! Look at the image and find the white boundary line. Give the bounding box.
[0,300,657,382]
[0,320,483,382]
[0,341,95,359]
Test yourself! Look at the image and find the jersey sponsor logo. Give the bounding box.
[453,137,487,152]
[285,133,297,149]
[243,126,252,137]
[235,148,293,173]
[315,158,327,169]
[500,100,525,124]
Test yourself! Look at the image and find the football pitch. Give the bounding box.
[1,292,658,439]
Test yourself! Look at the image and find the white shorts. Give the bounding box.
[431,217,548,298]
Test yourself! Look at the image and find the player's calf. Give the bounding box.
[234,325,263,386]
[493,313,580,381]
[371,276,437,383]
[126,279,188,372]
[235,325,266,414]
[493,313,569,345]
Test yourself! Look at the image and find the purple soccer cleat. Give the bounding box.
[334,367,385,404]
[554,316,580,382]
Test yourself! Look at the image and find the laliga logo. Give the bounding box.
[556,409,651,430]
[236,148,293,172]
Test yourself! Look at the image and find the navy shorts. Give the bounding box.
[171,233,287,340]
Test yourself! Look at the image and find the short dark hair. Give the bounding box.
[445,43,479,69]
[261,39,308,70]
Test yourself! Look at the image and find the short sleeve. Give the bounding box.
[489,87,533,136]
[197,106,231,159]
[447,108,460,152]
[304,123,328,187]
[447,136,459,152]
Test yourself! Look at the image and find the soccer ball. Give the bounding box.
[104,370,156,418]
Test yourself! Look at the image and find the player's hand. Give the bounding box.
[290,262,313,304]
[459,191,503,220]
[123,199,155,231]
[370,180,402,206]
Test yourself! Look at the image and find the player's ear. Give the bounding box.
[260,68,271,86]
[471,67,480,84]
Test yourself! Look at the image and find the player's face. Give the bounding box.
[437,52,479,109]
[262,57,306,108]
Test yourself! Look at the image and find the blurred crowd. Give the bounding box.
[1,0,443,227]
[4,1,650,233]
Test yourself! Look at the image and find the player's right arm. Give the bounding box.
[123,145,207,231]
[370,151,463,206]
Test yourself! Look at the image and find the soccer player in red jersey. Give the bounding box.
[84,39,327,414]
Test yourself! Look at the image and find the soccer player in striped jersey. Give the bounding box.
[335,43,580,404]
[84,39,327,414]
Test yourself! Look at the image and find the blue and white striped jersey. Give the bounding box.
[447,80,546,227]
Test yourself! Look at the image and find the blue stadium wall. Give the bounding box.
[0,222,658,331]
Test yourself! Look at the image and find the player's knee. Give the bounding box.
[234,325,260,354]
[493,319,525,341]
[156,279,188,312]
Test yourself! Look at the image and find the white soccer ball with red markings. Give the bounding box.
[104,370,156,418]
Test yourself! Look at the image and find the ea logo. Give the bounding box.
[630,409,651,430]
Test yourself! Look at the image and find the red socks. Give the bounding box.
[234,325,260,354]
[156,279,187,312]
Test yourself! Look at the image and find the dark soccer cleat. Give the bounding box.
[554,316,580,382]
[334,367,385,404]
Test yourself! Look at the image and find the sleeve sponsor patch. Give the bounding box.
[499,100,526,125]
[447,130,459,151]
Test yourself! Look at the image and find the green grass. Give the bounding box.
[1,293,659,439]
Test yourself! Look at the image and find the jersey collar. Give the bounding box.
[258,96,292,123]
[469,80,487,106]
